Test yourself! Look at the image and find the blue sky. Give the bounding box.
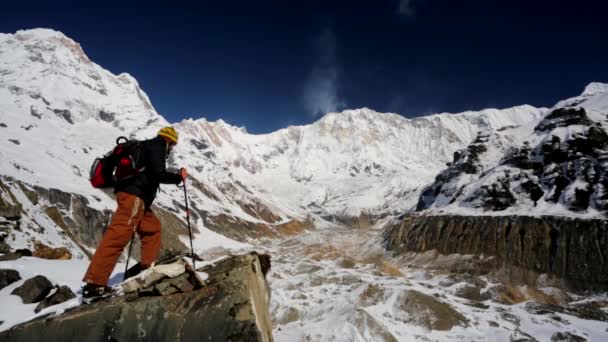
[1,0,607,133]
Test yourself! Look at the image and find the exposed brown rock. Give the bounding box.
[32,241,72,260]
[275,218,314,236]
[384,215,608,290]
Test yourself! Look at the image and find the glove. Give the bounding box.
[180,168,188,181]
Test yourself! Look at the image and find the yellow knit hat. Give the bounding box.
[158,126,178,144]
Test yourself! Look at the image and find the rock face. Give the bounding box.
[417,102,608,217]
[0,252,274,342]
[383,215,608,289]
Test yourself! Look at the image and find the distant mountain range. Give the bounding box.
[1,29,606,255]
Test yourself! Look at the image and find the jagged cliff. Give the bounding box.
[383,215,608,290]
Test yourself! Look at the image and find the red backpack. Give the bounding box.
[89,137,145,188]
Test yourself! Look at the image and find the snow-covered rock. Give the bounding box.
[417,83,608,218]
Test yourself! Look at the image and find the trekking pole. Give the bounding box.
[182,179,196,270]
[123,232,135,281]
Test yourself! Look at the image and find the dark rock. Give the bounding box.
[454,284,485,301]
[521,180,544,205]
[52,109,73,124]
[467,175,516,210]
[383,215,608,290]
[0,123,6,128]
[540,136,568,165]
[0,235,9,253]
[1,253,273,342]
[0,253,21,261]
[0,269,21,290]
[46,188,72,210]
[8,139,20,145]
[500,143,543,171]
[10,275,53,304]
[416,132,489,211]
[569,186,592,211]
[190,138,209,150]
[29,106,42,119]
[526,301,608,322]
[0,249,32,261]
[551,332,587,342]
[535,108,593,132]
[15,249,32,257]
[98,111,115,122]
[0,179,21,216]
[587,125,608,150]
[34,286,76,313]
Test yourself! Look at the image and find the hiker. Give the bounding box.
[82,127,187,300]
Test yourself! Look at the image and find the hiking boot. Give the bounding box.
[124,262,150,279]
[82,283,115,303]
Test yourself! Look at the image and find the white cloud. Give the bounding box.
[303,28,346,117]
[397,0,417,17]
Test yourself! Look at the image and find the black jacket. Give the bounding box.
[115,136,182,209]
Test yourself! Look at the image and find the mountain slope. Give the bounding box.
[0,29,294,257]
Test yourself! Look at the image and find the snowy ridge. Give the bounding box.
[178,105,545,219]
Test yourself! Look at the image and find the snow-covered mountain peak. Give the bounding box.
[581,82,608,97]
[0,28,160,129]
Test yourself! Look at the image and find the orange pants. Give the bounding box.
[83,192,162,286]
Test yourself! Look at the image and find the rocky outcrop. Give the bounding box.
[417,106,608,215]
[416,132,491,211]
[1,252,274,342]
[383,215,608,289]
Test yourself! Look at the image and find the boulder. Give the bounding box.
[454,284,486,302]
[34,286,76,313]
[1,252,274,342]
[10,275,53,304]
[393,290,468,331]
[0,269,21,290]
